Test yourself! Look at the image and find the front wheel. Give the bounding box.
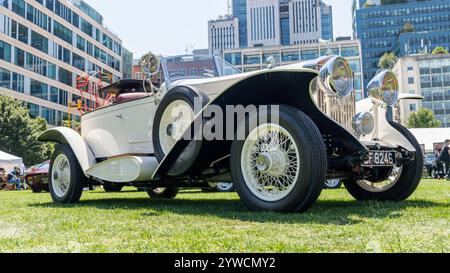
[147,187,179,199]
[343,122,423,201]
[49,144,86,204]
[230,105,327,213]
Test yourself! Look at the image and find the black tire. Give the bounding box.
[147,187,179,199]
[31,186,42,193]
[152,86,210,163]
[230,105,327,213]
[343,122,423,201]
[103,182,124,192]
[208,182,236,192]
[49,144,86,204]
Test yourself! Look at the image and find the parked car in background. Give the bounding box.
[25,161,50,193]
[424,153,436,178]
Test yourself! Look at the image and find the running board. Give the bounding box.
[86,156,159,183]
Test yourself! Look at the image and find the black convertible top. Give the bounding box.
[100,79,152,95]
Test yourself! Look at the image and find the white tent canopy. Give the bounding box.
[0,150,25,173]
[409,128,450,153]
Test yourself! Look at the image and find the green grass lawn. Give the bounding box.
[0,179,448,253]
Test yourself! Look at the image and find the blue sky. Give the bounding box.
[86,0,353,58]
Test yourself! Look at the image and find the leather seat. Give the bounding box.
[115,93,149,104]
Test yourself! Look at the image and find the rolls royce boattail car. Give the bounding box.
[39,53,423,212]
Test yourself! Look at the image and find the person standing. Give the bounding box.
[440,140,450,180]
[435,147,444,179]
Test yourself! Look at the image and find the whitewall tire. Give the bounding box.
[49,144,86,204]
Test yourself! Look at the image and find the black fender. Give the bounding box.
[153,70,365,178]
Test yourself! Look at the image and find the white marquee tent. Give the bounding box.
[410,128,450,153]
[0,150,25,173]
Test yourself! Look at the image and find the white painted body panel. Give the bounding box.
[38,127,97,174]
[356,98,415,151]
[85,156,158,183]
[81,96,157,158]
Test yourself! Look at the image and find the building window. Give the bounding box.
[408,77,415,84]
[0,40,11,62]
[31,31,48,53]
[0,67,11,89]
[407,66,414,71]
[58,67,72,86]
[14,47,25,67]
[53,21,73,44]
[409,104,417,112]
[72,53,85,70]
[12,72,24,93]
[30,79,48,100]
[12,0,26,17]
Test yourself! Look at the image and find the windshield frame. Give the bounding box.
[161,55,241,87]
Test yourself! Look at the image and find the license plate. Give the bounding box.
[363,151,396,166]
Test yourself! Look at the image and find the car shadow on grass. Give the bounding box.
[29,195,446,226]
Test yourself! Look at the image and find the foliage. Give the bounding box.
[379,52,398,70]
[0,96,54,166]
[431,46,449,55]
[407,108,442,129]
[401,22,415,33]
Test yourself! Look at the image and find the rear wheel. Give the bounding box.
[343,122,423,201]
[49,144,86,204]
[230,105,327,213]
[147,187,179,199]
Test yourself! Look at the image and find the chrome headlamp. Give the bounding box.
[367,70,399,107]
[318,56,354,97]
[352,112,375,136]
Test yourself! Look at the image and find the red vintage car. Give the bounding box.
[25,161,50,193]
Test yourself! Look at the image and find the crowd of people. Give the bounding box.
[428,139,450,180]
[0,167,24,191]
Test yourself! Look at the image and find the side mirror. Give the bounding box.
[139,52,161,76]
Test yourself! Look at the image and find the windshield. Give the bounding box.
[161,55,241,83]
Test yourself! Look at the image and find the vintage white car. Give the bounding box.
[39,53,423,212]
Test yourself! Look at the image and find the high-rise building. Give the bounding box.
[353,0,450,95]
[208,15,239,56]
[221,0,333,52]
[0,0,125,126]
[393,54,450,127]
[122,48,133,79]
[247,0,281,47]
[320,1,333,41]
[233,0,248,48]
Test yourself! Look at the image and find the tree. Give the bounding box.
[407,108,442,129]
[379,52,398,70]
[432,46,449,55]
[0,96,54,166]
[401,22,415,33]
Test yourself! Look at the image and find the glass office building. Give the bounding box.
[353,0,450,95]
[231,0,333,48]
[0,0,124,126]
[394,54,450,127]
[224,39,364,100]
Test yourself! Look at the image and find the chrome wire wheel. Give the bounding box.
[240,123,301,202]
[158,100,194,154]
[356,166,403,193]
[51,154,71,198]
